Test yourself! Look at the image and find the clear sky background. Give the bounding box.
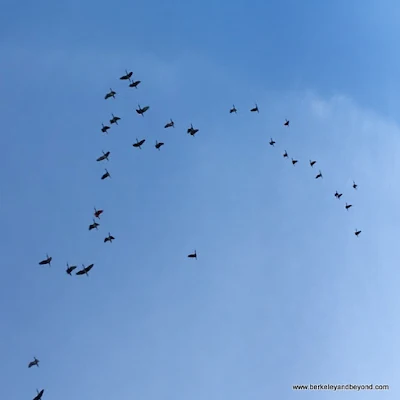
[1,0,399,399]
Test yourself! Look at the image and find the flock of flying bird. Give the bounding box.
[229,105,361,235]
[37,69,202,274]
[29,68,362,400]
[266,120,361,236]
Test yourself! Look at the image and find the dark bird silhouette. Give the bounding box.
[39,254,52,266]
[283,150,288,158]
[188,250,197,259]
[66,263,77,275]
[284,119,289,126]
[76,264,94,276]
[230,105,237,113]
[133,138,146,149]
[88,219,99,231]
[269,138,275,146]
[136,104,149,116]
[315,170,323,179]
[291,158,298,165]
[250,103,259,113]
[353,180,358,190]
[345,203,353,210]
[28,357,39,368]
[104,89,116,100]
[355,229,361,237]
[101,123,110,134]
[33,389,44,400]
[96,150,110,162]
[129,80,141,88]
[109,114,120,125]
[104,233,115,243]
[155,140,164,150]
[164,119,174,128]
[334,191,343,199]
[120,70,133,80]
[187,124,199,136]
[309,160,316,167]
[94,207,103,219]
[101,169,111,180]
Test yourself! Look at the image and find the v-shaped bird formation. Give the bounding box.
[28,68,364,398]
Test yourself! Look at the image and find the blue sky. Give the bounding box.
[1,0,399,399]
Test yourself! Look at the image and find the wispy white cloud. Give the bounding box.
[165,88,400,394]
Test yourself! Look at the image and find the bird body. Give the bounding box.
[33,389,44,400]
[101,169,111,180]
[136,105,149,116]
[76,264,94,276]
[39,255,52,266]
[188,250,197,259]
[250,104,259,113]
[104,89,116,99]
[96,151,110,162]
[89,219,99,230]
[129,80,141,88]
[334,191,343,199]
[66,263,77,275]
[101,124,110,133]
[110,114,120,125]
[187,124,199,136]
[155,141,164,150]
[104,233,115,243]
[133,139,146,149]
[120,70,133,80]
[164,119,174,128]
[28,357,39,368]
[94,208,104,219]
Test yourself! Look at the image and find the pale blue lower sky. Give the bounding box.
[1,1,399,399]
